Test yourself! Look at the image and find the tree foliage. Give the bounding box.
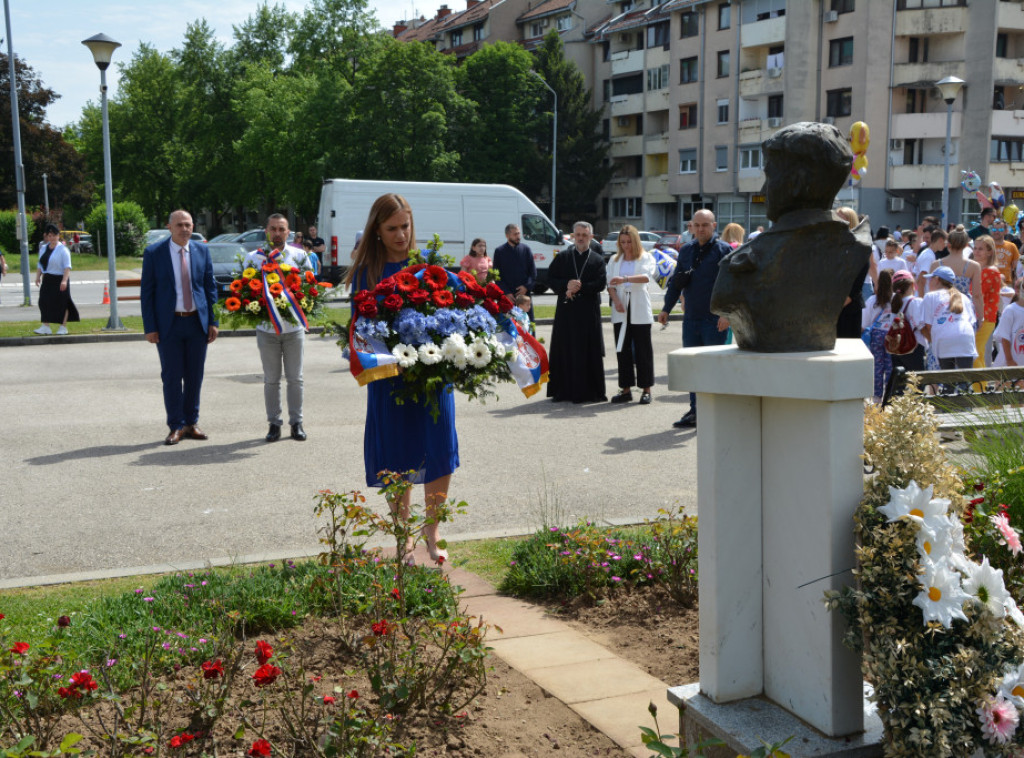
[84,201,149,258]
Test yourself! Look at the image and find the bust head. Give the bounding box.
[762,123,854,221]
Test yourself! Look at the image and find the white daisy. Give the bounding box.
[878,481,948,524]
[467,340,492,368]
[999,663,1024,708]
[1008,597,1024,628]
[246,301,262,314]
[913,560,970,628]
[441,335,468,367]
[418,342,443,365]
[916,515,967,567]
[391,343,418,368]
[962,557,1011,619]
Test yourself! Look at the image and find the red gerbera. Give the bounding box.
[422,265,449,290]
[456,271,478,289]
[201,659,224,679]
[392,271,420,293]
[405,263,427,275]
[252,664,282,687]
[431,290,455,308]
[382,293,404,312]
[249,280,264,294]
[304,270,317,283]
[255,641,273,665]
[248,739,272,756]
[407,289,430,305]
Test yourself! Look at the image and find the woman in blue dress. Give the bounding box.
[344,194,459,565]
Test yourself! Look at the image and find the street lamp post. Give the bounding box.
[4,0,32,305]
[82,33,123,330]
[42,172,48,216]
[937,75,965,231]
[531,71,557,228]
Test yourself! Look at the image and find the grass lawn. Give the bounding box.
[0,316,146,339]
[4,252,131,275]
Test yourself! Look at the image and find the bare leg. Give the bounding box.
[423,474,452,564]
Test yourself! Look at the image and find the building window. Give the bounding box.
[828,37,853,67]
[717,99,729,124]
[831,0,854,12]
[717,50,730,78]
[715,146,728,171]
[826,88,852,118]
[718,2,731,29]
[992,138,1024,163]
[612,73,644,96]
[647,64,670,91]
[451,29,463,46]
[680,57,699,84]
[612,197,642,217]
[740,146,762,170]
[679,149,697,174]
[680,11,698,38]
[530,22,544,37]
[997,33,1008,58]
[679,103,697,129]
[898,0,968,8]
[768,94,784,119]
[473,23,485,41]
[647,21,670,49]
[556,15,572,31]
[603,79,611,102]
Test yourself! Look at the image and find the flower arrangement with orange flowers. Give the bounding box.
[336,236,547,419]
[217,250,334,331]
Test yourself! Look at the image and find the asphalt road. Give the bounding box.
[0,320,698,585]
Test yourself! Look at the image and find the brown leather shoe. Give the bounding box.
[165,428,184,445]
[183,425,208,440]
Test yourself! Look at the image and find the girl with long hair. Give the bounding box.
[970,234,1005,368]
[862,269,895,403]
[881,270,927,403]
[920,265,978,370]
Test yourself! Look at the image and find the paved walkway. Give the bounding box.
[449,565,671,758]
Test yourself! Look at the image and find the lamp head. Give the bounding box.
[82,34,121,71]
[936,75,965,104]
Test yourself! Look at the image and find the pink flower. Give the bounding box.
[978,694,1019,744]
[991,513,1023,555]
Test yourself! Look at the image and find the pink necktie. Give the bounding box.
[180,248,194,311]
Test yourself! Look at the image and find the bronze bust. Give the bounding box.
[710,122,872,352]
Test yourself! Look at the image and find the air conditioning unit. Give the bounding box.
[888,197,905,213]
[617,116,631,126]
[890,139,904,151]
[824,10,839,22]
[767,67,782,78]
[823,116,836,125]
[767,117,783,127]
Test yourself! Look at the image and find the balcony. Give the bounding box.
[646,133,670,153]
[647,88,670,109]
[645,174,672,202]
[993,109,1024,134]
[609,133,644,155]
[645,47,670,70]
[607,177,643,196]
[894,6,968,37]
[890,163,946,191]
[991,164,1024,187]
[740,15,785,49]
[890,112,962,140]
[610,48,644,75]
[997,0,1024,31]
[892,61,965,88]
[994,57,1024,84]
[609,92,644,117]
[738,118,763,141]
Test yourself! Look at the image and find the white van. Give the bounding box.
[317,179,563,292]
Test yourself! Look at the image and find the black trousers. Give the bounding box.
[612,310,654,389]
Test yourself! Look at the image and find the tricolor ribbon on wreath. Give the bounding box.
[262,248,310,335]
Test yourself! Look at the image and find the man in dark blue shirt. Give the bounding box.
[656,209,731,429]
[493,223,537,321]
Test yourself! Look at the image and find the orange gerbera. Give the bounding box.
[269,282,284,296]
[225,297,242,311]
[304,270,317,283]
[230,280,244,293]
[286,273,302,290]
[318,281,332,288]
[249,279,264,293]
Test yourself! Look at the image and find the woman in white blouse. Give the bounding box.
[34,223,79,335]
[607,225,656,405]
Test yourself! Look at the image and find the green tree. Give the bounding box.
[231,2,295,73]
[289,0,380,81]
[532,31,613,226]
[456,42,544,195]
[84,201,148,258]
[0,210,35,257]
[346,39,468,181]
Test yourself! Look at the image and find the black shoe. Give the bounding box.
[610,389,633,404]
[639,391,652,405]
[673,410,697,429]
[290,423,306,441]
[266,424,282,442]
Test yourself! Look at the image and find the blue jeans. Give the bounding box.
[682,315,728,413]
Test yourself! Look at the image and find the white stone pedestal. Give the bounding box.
[667,339,872,737]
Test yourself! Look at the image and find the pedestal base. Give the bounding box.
[669,683,883,758]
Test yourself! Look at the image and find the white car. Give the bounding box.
[600,230,662,252]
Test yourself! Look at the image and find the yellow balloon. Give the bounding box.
[853,154,869,172]
[1004,204,1020,226]
[850,122,870,154]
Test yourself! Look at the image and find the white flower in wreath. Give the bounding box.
[915,514,967,567]
[467,339,492,368]
[418,342,443,365]
[441,334,468,368]
[392,343,418,368]
[246,301,263,314]
[962,556,1011,619]
[300,297,310,310]
[999,663,1024,708]
[913,559,971,628]
[878,481,948,524]
[274,296,290,310]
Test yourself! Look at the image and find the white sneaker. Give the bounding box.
[33,325,52,335]
[57,325,68,335]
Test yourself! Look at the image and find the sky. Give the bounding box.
[7,0,423,128]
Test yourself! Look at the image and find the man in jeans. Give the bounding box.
[243,214,313,442]
[656,209,731,429]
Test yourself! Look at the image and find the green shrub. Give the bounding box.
[0,210,35,257]
[84,201,148,258]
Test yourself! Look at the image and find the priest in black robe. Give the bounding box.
[547,221,608,403]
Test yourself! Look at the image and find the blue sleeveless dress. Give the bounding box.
[355,260,459,486]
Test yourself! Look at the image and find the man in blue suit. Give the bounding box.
[141,209,219,445]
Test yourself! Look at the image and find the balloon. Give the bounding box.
[990,182,1005,211]
[976,191,994,210]
[1004,204,1020,226]
[961,170,981,193]
[849,122,870,154]
[853,154,868,173]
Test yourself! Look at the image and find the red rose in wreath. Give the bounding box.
[382,293,404,312]
[375,277,396,296]
[481,299,499,315]
[485,282,504,300]
[407,289,430,305]
[454,292,475,308]
[357,300,378,318]
[498,294,515,313]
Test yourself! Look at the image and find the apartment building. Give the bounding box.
[595,0,1024,235]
